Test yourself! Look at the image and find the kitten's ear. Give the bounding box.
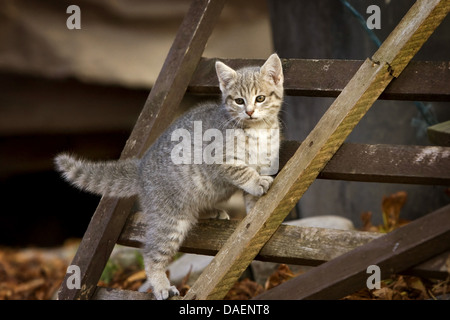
[261,53,283,85]
[215,61,237,91]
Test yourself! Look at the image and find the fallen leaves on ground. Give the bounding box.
[1,191,449,300]
[0,243,75,300]
[224,278,265,300]
[98,268,146,292]
[344,275,450,300]
[1,246,449,300]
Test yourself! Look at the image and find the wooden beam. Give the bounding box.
[57,0,226,300]
[119,212,380,265]
[188,59,450,101]
[93,287,153,300]
[254,204,450,300]
[279,141,450,186]
[119,212,449,280]
[428,121,450,146]
[371,1,449,78]
[402,251,450,280]
[183,0,449,300]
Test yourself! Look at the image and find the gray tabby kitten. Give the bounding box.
[55,53,284,300]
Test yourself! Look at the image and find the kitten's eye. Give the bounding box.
[255,95,265,103]
[235,98,245,105]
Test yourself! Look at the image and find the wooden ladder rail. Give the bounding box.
[57,0,226,300]
[183,0,450,300]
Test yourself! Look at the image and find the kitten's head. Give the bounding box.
[215,54,283,126]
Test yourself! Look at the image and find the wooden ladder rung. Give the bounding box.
[92,287,154,300]
[279,141,450,186]
[428,120,450,146]
[119,212,380,264]
[188,58,450,102]
[118,212,450,281]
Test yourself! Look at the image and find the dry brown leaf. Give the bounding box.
[430,278,450,297]
[225,278,264,300]
[124,270,146,286]
[264,264,295,290]
[177,265,193,297]
[372,286,406,300]
[381,191,407,232]
[13,278,45,294]
[360,211,379,232]
[407,277,429,299]
[360,191,410,233]
[392,275,408,291]
[371,287,393,299]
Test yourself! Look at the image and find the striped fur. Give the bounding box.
[55,154,140,197]
[55,54,284,300]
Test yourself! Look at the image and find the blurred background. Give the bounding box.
[0,0,448,247]
[0,0,273,247]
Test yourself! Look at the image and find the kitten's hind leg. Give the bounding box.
[138,213,195,300]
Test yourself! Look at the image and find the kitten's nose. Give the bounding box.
[246,110,254,117]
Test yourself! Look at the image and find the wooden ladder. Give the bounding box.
[58,0,450,300]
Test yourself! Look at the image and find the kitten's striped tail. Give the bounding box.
[54,153,140,198]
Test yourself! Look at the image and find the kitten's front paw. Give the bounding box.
[258,175,274,195]
[246,175,273,197]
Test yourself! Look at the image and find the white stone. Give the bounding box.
[168,253,214,285]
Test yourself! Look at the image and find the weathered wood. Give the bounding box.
[254,204,450,300]
[119,212,449,279]
[57,0,226,300]
[371,1,449,78]
[323,143,450,185]
[188,59,450,101]
[403,251,450,280]
[279,141,450,186]
[118,212,381,265]
[184,0,449,300]
[383,61,450,102]
[92,287,153,300]
[428,121,450,146]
